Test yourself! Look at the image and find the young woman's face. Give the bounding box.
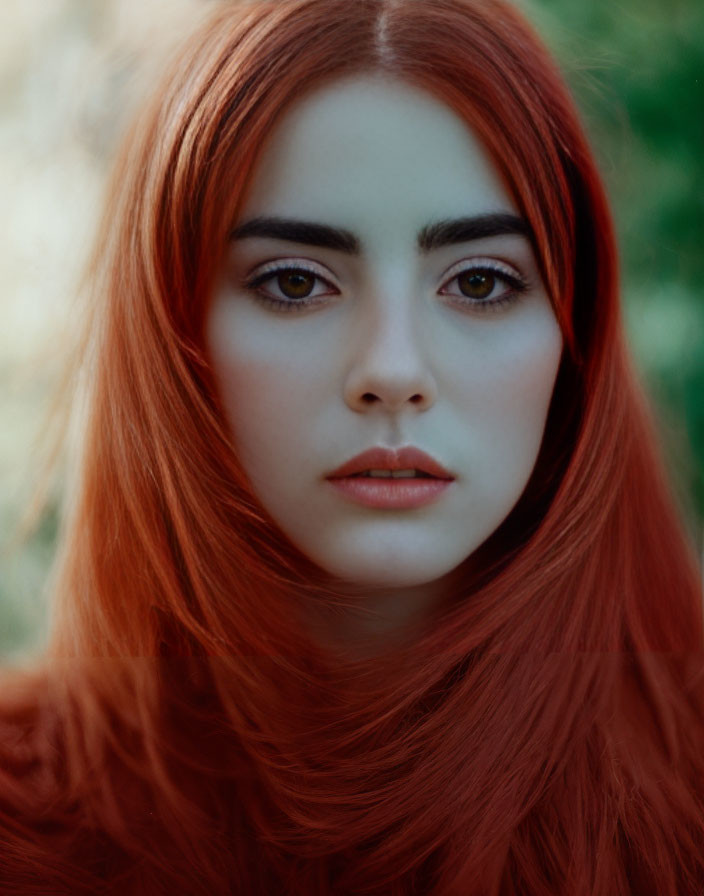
[208,74,562,599]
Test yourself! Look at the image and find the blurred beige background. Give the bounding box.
[0,0,207,656]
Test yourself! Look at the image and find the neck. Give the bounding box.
[307,568,464,661]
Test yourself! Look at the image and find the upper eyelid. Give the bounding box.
[245,256,339,283]
[244,255,529,291]
[440,256,526,282]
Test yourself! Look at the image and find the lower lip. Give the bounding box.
[326,477,453,509]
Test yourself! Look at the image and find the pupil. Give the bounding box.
[459,271,494,299]
[279,270,314,299]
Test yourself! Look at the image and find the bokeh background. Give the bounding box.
[1,0,702,658]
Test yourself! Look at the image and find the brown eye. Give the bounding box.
[277,270,316,299]
[439,260,528,312]
[457,270,495,299]
[245,263,339,311]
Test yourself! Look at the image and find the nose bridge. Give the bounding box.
[365,290,422,368]
[344,265,437,411]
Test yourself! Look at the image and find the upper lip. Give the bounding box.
[326,446,455,480]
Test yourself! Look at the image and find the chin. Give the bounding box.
[314,550,467,593]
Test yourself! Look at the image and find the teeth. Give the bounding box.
[359,469,429,479]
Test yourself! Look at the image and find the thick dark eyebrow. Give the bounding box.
[417,213,530,251]
[229,212,530,254]
[230,217,361,253]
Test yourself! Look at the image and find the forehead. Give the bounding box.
[241,74,517,238]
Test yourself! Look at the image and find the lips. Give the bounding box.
[326,446,454,480]
[326,446,454,510]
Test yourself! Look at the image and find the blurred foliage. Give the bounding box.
[0,499,58,657]
[528,0,704,534]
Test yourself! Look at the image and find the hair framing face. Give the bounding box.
[1,2,702,894]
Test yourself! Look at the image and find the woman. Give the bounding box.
[1,0,703,893]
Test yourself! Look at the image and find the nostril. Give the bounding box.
[359,392,424,405]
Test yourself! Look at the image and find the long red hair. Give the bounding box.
[2,0,703,893]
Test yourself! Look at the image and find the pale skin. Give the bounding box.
[207,74,563,650]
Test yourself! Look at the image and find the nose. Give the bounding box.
[343,292,438,414]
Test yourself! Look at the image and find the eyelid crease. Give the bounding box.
[440,256,527,285]
[243,255,527,286]
[244,256,340,286]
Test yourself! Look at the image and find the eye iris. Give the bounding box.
[278,270,315,299]
[458,270,494,299]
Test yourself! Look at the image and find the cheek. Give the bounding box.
[456,309,562,485]
[213,354,307,467]
[207,305,323,479]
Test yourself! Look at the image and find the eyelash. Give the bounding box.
[243,258,529,314]
[244,260,336,313]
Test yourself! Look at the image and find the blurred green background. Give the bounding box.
[526,0,704,532]
[1,0,702,658]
